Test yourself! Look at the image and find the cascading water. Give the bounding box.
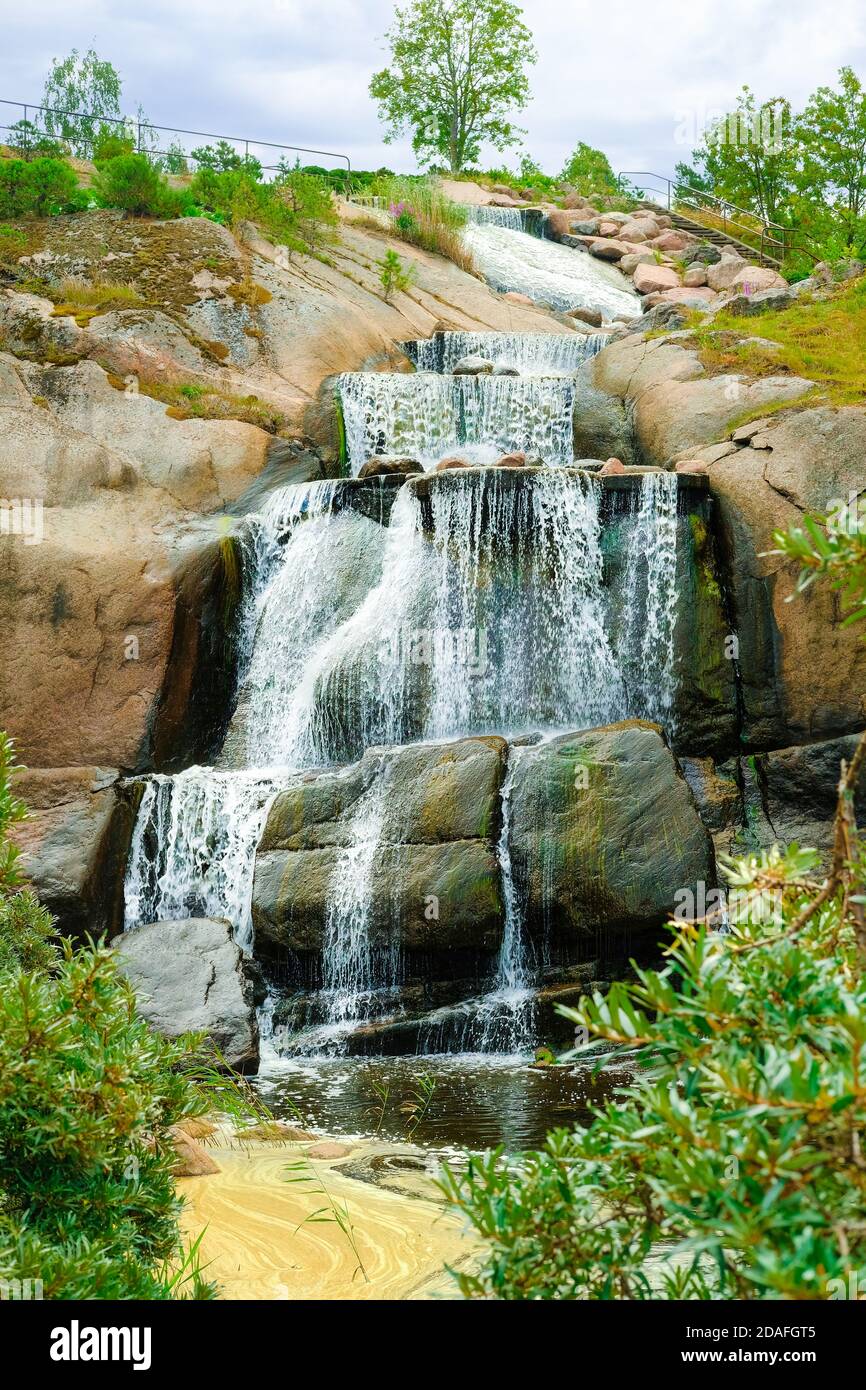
[621,472,680,726]
[338,371,575,472]
[124,768,286,954]
[478,748,537,1052]
[464,205,527,232]
[318,756,396,1038]
[462,217,640,320]
[405,329,606,375]
[122,204,690,1061]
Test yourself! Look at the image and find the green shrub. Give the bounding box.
[378,248,413,301]
[443,509,866,1301]
[93,153,190,217]
[92,123,136,164]
[0,941,218,1298]
[0,729,239,1299]
[0,732,25,893]
[189,164,336,254]
[0,158,84,218]
[0,890,58,974]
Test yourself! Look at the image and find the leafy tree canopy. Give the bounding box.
[40,48,126,157]
[370,0,537,173]
[559,142,619,196]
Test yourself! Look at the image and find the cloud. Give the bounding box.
[4,0,866,177]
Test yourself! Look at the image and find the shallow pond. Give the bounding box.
[255,1052,631,1153]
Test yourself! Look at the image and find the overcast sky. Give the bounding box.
[4,0,866,181]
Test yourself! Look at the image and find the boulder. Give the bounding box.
[569,220,600,236]
[599,457,626,474]
[589,239,631,261]
[434,456,471,471]
[545,210,572,240]
[492,363,520,376]
[731,266,788,293]
[496,451,528,468]
[619,252,655,274]
[597,219,623,237]
[706,255,748,292]
[633,371,812,467]
[686,245,723,266]
[633,263,681,294]
[758,734,866,851]
[569,306,603,327]
[657,286,717,305]
[357,455,424,479]
[10,766,135,939]
[704,407,866,745]
[170,1128,221,1177]
[720,287,797,318]
[503,291,535,306]
[618,217,660,242]
[307,1141,355,1159]
[115,917,264,1072]
[650,231,694,253]
[683,265,708,287]
[252,738,508,958]
[571,359,635,463]
[452,355,494,375]
[812,259,864,286]
[508,723,714,945]
[0,353,266,771]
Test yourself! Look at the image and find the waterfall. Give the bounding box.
[123,768,287,954]
[121,191,686,1061]
[465,205,526,231]
[405,330,606,375]
[621,472,680,726]
[223,468,680,776]
[320,755,395,1033]
[423,469,625,739]
[462,218,640,320]
[477,747,537,1053]
[338,371,575,472]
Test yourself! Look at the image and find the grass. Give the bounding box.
[106,374,287,432]
[48,276,144,325]
[696,275,866,405]
[371,175,475,274]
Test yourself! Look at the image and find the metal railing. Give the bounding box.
[0,98,352,185]
[618,171,801,267]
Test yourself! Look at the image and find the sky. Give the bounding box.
[4,0,866,182]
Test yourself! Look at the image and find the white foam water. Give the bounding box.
[319,755,396,1030]
[463,219,640,320]
[407,330,606,375]
[338,371,575,473]
[123,767,288,954]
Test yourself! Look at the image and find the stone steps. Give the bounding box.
[639,202,783,267]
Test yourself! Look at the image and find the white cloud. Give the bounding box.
[3,0,866,177]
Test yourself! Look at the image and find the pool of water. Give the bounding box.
[254,1052,633,1153]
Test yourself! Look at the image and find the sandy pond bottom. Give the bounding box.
[180,1055,623,1300]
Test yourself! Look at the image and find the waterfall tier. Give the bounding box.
[462,219,640,319]
[338,371,575,473]
[403,329,606,375]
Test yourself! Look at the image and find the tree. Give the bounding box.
[795,67,866,249]
[559,142,618,197]
[442,508,866,1300]
[40,48,125,157]
[378,248,413,301]
[684,86,796,225]
[369,0,537,173]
